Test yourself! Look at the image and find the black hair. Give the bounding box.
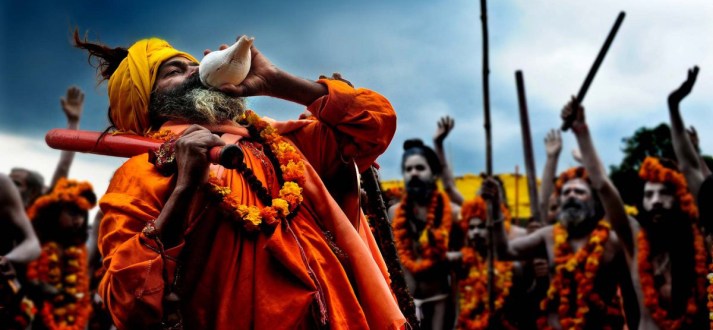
[401,139,442,176]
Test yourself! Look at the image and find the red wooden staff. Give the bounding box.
[45,129,244,169]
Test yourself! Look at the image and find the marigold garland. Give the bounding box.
[457,246,513,329]
[27,178,95,220]
[26,242,91,330]
[637,225,707,329]
[392,191,452,274]
[206,110,306,232]
[457,195,515,329]
[638,156,708,328]
[538,220,611,329]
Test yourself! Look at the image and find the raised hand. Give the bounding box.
[544,129,562,157]
[318,73,353,87]
[433,116,455,146]
[215,41,279,98]
[561,96,586,130]
[668,66,699,106]
[61,86,84,124]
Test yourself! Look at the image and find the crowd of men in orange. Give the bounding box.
[0,29,711,330]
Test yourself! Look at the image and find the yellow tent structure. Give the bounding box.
[381,173,538,221]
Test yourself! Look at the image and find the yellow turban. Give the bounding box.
[108,38,198,135]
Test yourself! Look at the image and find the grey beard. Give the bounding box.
[149,74,246,128]
[558,199,595,231]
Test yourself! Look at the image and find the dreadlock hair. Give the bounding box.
[72,29,129,132]
[72,29,128,82]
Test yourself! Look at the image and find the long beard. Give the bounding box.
[638,207,688,245]
[558,198,595,233]
[149,74,246,128]
[406,177,436,205]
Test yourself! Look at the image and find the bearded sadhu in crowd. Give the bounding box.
[387,64,713,329]
[5,15,713,330]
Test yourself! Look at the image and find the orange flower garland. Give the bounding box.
[392,191,452,274]
[637,225,706,329]
[457,195,514,329]
[457,246,513,329]
[538,220,610,329]
[26,242,91,330]
[638,156,707,328]
[206,110,306,232]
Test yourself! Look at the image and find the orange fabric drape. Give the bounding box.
[98,79,405,329]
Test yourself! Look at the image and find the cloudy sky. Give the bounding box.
[2,0,713,203]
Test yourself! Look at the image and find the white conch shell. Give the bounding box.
[199,35,254,88]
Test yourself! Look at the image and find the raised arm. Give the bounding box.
[563,97,632,255]
[687,127,712,177]
[0,174,41,263]
[483,177,544,260]
[667,67,705,199]
[49,86,83,191]
[433,116,464,205]
[539,129,562,220]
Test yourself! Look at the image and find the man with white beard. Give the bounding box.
[73,31,405,329]
[489,98,638,329]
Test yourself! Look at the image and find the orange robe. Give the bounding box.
[98,80,406,329]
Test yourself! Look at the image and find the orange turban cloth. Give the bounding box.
[107,38,198,135]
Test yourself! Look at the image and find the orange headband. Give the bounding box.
[555,166,590,196]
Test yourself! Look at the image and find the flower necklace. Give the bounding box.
[457,196,515,329]
[26,242,91,330]
[637,156,709,328]
[538,220,610,329]
[205,110,306,233]
[637,224,707,329]
[392,190,452,274]
[457,246,514,329]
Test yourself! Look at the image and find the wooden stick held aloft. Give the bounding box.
[562,11,626,131]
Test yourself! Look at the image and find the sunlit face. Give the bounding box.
[558,178,595,229]
[153,56,200,93]
[149,55,245,128]
[403,154,434,184]
[642,182,675,212]
[559,178,592,205]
